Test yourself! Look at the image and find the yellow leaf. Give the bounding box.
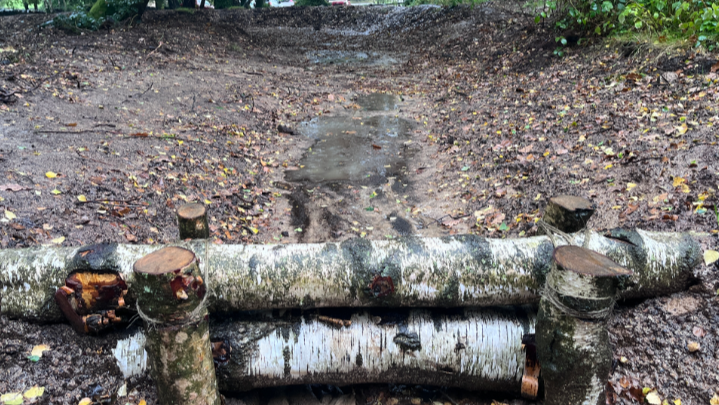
[45,171,58,179]
[23,386,44,399]
[673,176,685,187]
[645,390,661,405]
[78,398,93,405]
[4,210,16,220]
[139,401,147,405]
[543,151,550,157]
[0,392,23,405]
[204,199,212,205]
[627,182,637,191]
[249,227,258,234]
[77,195,87,202]
[604,164,613,170]
[679,184,690,193]
[51,189,61,195]
[31,344,50,358]
[534,193,541,201]
[51,236,65,245]
[711,394,719,405]
[675,123,688,135]
[705,250,719,266]
[673,399,681,405]
[360,232,367,237]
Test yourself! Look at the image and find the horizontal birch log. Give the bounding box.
[0,229,701,322]
[112,308,537,392]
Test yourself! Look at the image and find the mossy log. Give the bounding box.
[0,229,701,322]
[110,307,537,391]
[536,247,631,405]
[134,246,220,405]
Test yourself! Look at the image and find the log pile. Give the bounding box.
[0,196,707,403]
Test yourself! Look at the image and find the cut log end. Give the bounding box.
[177,203,209,240]
[541,195,595,234]
[553,246,632,278]
[133,246,196,276]
[550,195,594,212]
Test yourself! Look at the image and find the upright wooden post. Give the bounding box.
[540,195,595,234]
[133,247,220,405]
[177,203,210,240]
[536,246,632,405]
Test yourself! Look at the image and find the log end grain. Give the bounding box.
[133,246,196,276]
[553,246,632,278]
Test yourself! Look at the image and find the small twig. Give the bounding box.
[146,41,164,60]
[75,196,142,205]
[241,70,263,76]
[34,129,119,134]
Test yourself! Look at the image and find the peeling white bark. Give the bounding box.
[112,332,149,379]
[0,230,701,321]
[100,308,533,391]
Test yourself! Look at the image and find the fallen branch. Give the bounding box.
[113,307,537,392]
[0,229,701,322]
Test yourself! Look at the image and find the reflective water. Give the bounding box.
[356,93,398,111]
[285,115,413,184]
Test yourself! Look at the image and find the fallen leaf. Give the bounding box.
[0,392,23,405]
[50,236,66,245]
[711,394,719,405]
[51,189,61,195]
[23,386,44,399]
[138,401,147,405]
[45,171,58,179]
[77,195,87,202]
[4,210,16,220]
[687,341,700,352]
[29,344,50,361]
[78,398,92,405]
[672,177,685,187]
[704,250,719,266]
[645,390,661,404]
[712,62,719,73]
[0,184,26,192]
[130,132,149,138]
[627,182,637,191]
[692,326,706,337]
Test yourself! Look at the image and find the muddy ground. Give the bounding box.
[0,3,718,405]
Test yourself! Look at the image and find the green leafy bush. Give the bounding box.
[295,0,328,6]
[536,0,719,48]
[53,0,147,30]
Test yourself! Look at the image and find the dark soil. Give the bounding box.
[0,3,718,405]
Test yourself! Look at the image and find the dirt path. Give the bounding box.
[0,5,718,405]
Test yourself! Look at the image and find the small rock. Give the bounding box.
[687,341,700,352]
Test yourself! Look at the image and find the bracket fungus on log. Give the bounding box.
[133,246,220,405]
[54,271,127,334]
[536,246,632,405]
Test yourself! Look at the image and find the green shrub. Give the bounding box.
[536,0,719,49]
[214,0,232,8]
[295,0,328,6]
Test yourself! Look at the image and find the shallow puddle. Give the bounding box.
[285,115,413,183]
[356,93,398,111]
[305,50,397,66]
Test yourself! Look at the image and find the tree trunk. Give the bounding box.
[111,307,537,391]
[0,229,701,322]
[134,246,220,405]
[536,246,630,405]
